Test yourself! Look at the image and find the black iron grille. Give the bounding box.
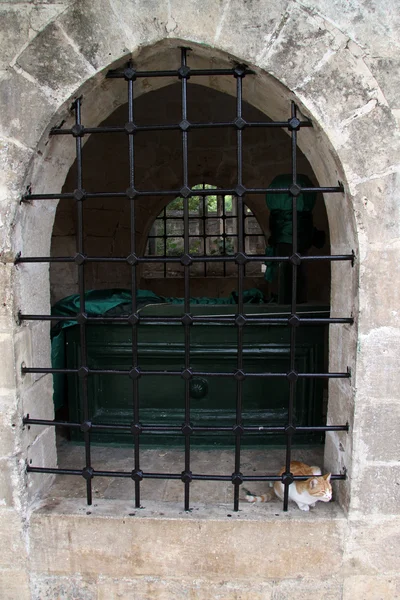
[18,48,351,512]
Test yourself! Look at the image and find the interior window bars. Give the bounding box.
[145,183,265,278]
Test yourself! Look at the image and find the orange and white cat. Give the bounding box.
[244,461,332,511]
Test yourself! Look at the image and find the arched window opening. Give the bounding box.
[144,184,266,278]
[19,48,353,513]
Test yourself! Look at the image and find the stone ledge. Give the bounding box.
[34,495,347,521]
[29,497,346,579]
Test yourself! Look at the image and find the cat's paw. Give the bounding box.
[297,503,310,511]
[245,495,256,503]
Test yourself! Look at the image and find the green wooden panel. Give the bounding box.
[66,304,329,446]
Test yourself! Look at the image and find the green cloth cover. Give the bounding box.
[51,288,264,411]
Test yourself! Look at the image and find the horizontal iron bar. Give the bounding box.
[18,313,354,326]
[22,417,349,433]
[137,316,353,325]
[50,120,313,136]
[21,366,351,379]
[15,253,354,264]
[26,465,346,481]
[22,185,343,202]
[106,67,255,78]
[247,121,313,129]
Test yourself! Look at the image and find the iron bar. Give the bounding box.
[282,102,299,511]
[181,47,192,512]
[19,313,354,326]
[15,253,354,264]
[73,97,93,506]
[23,417,349,433]
[21,365,351,378]
[232,69,245,512]
[127,68,142,509]
[50,119,313,137]
[22,185,343,202]
[26,465,346,482]
[106,67,255,78]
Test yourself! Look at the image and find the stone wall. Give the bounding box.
[0,1,399,598]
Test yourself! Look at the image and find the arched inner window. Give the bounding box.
[144,184,266,278]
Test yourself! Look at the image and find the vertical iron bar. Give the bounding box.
[181,47,191,511]
[74,98,92,505]
[163,207,167,277]
[222,194,227,276]
[203,194,206,276]
[283,102,299,511]
[128,75,141,508]
[234,72,244,512]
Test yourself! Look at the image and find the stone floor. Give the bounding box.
[52,441,324,507]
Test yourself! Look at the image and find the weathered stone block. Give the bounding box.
[0,569,30,600]
[30,573,97,600]
[338,103,400,183]
[16,262,50,315]
[354,398,400,462]
[297,0,400,60]
[259,4,347,90]
[50,235,78,304]
[0,137,33,200]
[0,263,14,331]
[58,0,130,70]
[344,518,400,576]
[0,458,18,507]
[356,327,400,398]
[272,578,343,599]
[0,333,16,390]
[0,6,30,71]
[17,200,57,259]
[352,173,400,248]
[30,505,345,579]
[0,509,27,568]
[26,426,56,502]
[366,56,400,110]
[343,575,400,600]
[295,48,400,180]
[31,319,51,382]
[98,576,273,600]
[17,22,94,94]
[167,0,227,46]
[109,0,168,50]
[358,245,400,331]
[0,69,55,150]
[296,47,380,127]
[215,0,290,63]
[21,374,54,447]
[350,465,400,516]
[0,393,18,458]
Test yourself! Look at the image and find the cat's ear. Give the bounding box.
[324,473,332,482]
[309,478,319,489]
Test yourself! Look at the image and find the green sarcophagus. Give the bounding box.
[64,303,329,446]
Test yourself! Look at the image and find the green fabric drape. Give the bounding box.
[264,174,317,282]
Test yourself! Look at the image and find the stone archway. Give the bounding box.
[9,33,368,512]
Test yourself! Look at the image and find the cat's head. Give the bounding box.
[307,473,332,502]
